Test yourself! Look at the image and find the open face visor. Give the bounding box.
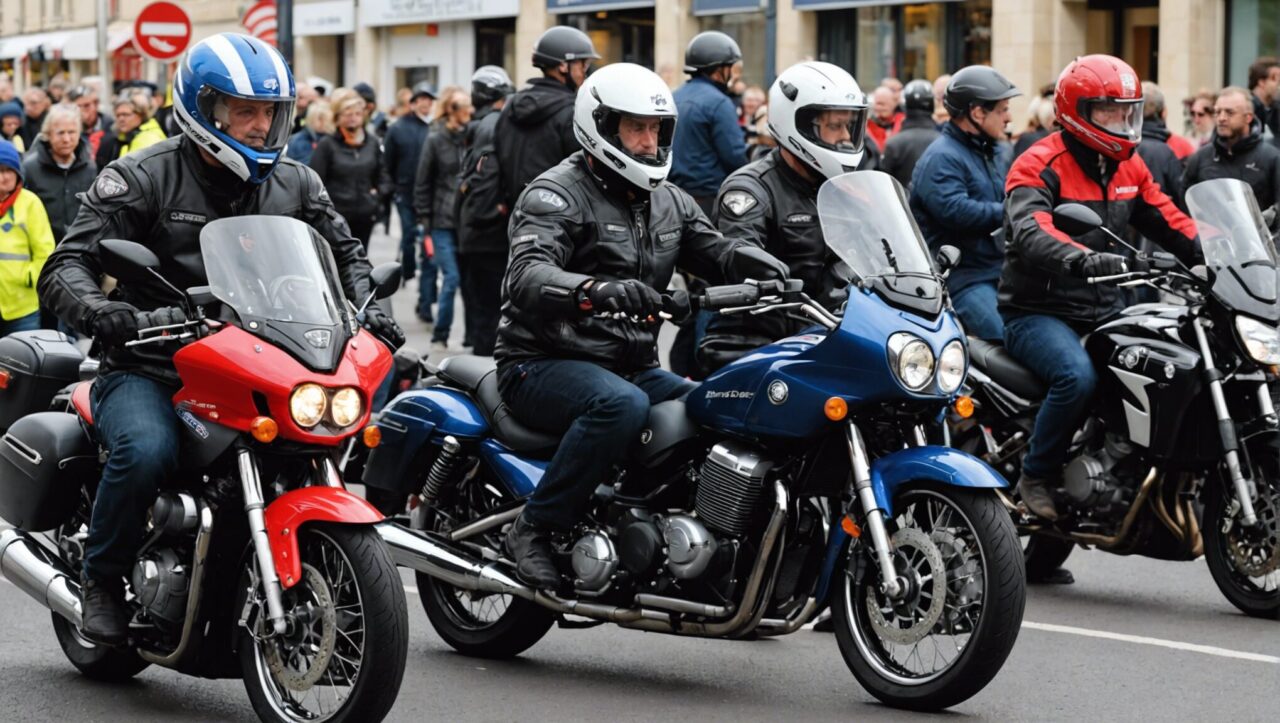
[199,86,297,152]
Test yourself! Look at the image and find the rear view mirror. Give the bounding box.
[370,263,402,300]
[100,239,161,284]
[1051,204,1103,236]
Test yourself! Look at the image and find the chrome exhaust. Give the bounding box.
[0,528,83,628]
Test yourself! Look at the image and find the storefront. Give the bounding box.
[1226,0,1280,87]
[806,0,992,84]
[694,0,768,88]
[552,0,656,69]
[294,0,356,89]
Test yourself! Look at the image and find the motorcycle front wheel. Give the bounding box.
[1203,465,1280,619]
[833,486,1025,711]
[238,525,408,723]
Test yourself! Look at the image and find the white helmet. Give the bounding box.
[768,62,869,179]
[573,63,677,192]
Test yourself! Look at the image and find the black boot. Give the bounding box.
[79,574,130,647]
[1028,567,1075,585]
[504,514,560,591]
[1017,475,1059,521]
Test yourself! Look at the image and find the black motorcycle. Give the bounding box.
[958,179,1279,619]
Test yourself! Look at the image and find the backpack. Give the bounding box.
[454,112,508,253]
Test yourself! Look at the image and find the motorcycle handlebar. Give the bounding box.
[698,284,762,310]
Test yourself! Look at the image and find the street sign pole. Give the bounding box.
[278,0,295,67]
[96,0,111,96]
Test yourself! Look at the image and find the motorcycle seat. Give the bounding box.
[71,381,94,425]
[966,337,1047,400]
[437,355,562,454]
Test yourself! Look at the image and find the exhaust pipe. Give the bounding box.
[378,522,528,598]
[0,528,83,627]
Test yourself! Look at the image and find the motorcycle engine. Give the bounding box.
[1064,433,1134,510]
[696,440,773,537]
[571,530,619,591]
[574,514,720,593]
[130,547,191,628]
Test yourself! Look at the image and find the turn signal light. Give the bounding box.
[841,515,862,538]
[0,369,9,389]
[824,396,848,421]
[362,425,382,448]
[250,416,278,443]
[953,395,975,419]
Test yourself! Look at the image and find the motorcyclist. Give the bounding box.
[37,33,404,646]
[697,61,869,374]
[881,79,941,188]
[669,31,748,215]
[495,63,790,590]
[1000,55,1198,523]
[494,26,599,209]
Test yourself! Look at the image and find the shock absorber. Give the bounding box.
[420,436,463,505]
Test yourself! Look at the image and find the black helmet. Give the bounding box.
[903,79,934,113]
[471,65,514,107]
[532,26,600,69]
[352,82,377,105]
[410,81,437,102]
[943,66,1020,117]
[684,31,742,74]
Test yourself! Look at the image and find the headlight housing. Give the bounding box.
[888,333,936,391]
[330,387,364,427]
[938,340,967,393]
[290,383,327,428]
[1235,315,1280,365]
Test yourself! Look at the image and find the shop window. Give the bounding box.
[559,10,655,69]
[475,17,516,74]
[698,13,767,88]
[819,1,992,86]
[1227,0,1280,87]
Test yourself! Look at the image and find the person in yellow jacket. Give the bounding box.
[0,139,54,335]
[94,90,166,168]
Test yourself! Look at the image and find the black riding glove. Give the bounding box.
[585,279,662,318]
[135,306,188,331]
[662,289,693,325]
[364,305,406,351]
[730,245,790,283]
[1075,252,1131,279]
[88,301,140,346]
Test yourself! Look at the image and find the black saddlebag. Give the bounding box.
[0,412,96,530]
[0,331,84,432]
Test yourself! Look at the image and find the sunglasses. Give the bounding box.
[1191,109,1211,118]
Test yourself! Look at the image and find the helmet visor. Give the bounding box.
[796,105,868,157]
[595,108,676,167]
[198,87,296,152]
[1080,97,1143,144]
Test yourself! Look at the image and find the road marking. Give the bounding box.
[1023,621,1280,664]
[405,585,418,594]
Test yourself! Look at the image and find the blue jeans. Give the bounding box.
[394,194,422,280]
[497,360,698,530]
[84,373,181,582]
[0,311,40,336]
[1003,314,1097,480]
[429,229,461,343]
[951,281,1004,341]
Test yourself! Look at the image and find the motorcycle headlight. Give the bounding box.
[938,340,967,393]
[1235,315,1280,365]
[330,387,363,427]
[290,383,327,428]
[888,333,935,391]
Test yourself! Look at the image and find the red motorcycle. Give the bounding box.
[0,216,408,722]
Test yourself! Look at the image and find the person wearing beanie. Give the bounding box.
[0,139,55,335]
[0,101,26,153]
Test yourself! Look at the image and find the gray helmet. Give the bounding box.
[684,31,742,74]
[903,79,934,113]
[943,66,1020,117]
[410,81,437,102]
[471,66,514,107]
[532,26,600,69]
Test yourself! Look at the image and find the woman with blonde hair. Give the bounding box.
[286,100,334,165]
[309,91,386,249]
[96,90,165,168]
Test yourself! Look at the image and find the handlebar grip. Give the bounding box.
[699,284,761,310]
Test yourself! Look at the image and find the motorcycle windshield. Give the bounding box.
[1186,179,1280,322]
[817,171,942,316]
[200,216,352,372]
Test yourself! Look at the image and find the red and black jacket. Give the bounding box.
[998,131,1199,327]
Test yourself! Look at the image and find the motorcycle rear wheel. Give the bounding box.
[834,486,1025,711]
[51,612,150,682]
[1022,533,1075,582]
[1203,468,1280,620]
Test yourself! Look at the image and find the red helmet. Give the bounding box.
[1054,55,1144,161]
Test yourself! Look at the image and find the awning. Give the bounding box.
[547,0,655,14]
[793,0,957,9]
[61,28,135,60]
[0,31,70,61]
[693,0,763,15]
[0,27,132,61]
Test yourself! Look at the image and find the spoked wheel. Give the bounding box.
[834,486,1025,711]
[1204,468,1280,619]
[239,525,407,723]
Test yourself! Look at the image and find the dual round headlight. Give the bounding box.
[1235,315,1280,365]
[887,334,966,393]
[289,384,364,429]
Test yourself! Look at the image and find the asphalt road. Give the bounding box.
[2,224,1276,721]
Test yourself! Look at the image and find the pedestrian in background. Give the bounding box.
[882,79,940,188]
[383,82,436,283]
[1187,91,1216,147]
[19,87,50,149]
[0,140,54,336]
[292,81,318,134]
[310,90,387,250]
[866,86,904,151]
[1184,86,1280,217]
[670,31,747,215]
[1142,82,1196,162]
[932,74,951,124]
[413,90,472,349]
[0,102,25,153]
[353,82,389,139]
[68,84,111,157]
[21,104,95,243]
[286,100,334,166]
[97,91,165,167]
[46,78,68,105]
[1248,57,1280,146]
[391,87,413,120]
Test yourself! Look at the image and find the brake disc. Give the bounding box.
[1228,491,1280,577]
[865,526,947,645]
[264,563,338,691]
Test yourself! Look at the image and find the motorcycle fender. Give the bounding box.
[263,487,384,589]
[814,446,1007,604]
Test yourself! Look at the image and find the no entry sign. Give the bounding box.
[134,1,193,62]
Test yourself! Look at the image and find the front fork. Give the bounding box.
[845,422,906,600]
[238,449,289,636]
[1193,319,1260,526]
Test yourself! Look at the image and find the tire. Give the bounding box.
[239,525,408,723]
[419,570,554,658]
[1202,470,1280,620]
[1023,534,1074,581]
[833,486,1026,711]
[51,612,150,682]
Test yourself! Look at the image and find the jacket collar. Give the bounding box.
[942,121,997,158]
[1061,131,1117,186]
[1211,127,1261,158]
[901,112,936,131]
[773,148,821,194]
[35,137,91,170]
[180,136,257,204]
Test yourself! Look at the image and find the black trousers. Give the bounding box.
[460,251,506,356]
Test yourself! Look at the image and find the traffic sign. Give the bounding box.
[133,1,193,62]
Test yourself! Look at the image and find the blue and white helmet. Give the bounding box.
[173,33,296,184]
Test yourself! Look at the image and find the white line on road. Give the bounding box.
[1023,620,1280,664]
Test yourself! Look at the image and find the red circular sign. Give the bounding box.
[133,1,192,62]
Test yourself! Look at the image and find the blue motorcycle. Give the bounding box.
[368,172,1025,711]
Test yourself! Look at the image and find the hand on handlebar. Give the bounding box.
[1077,252,1136,280]
[135,306,188,331]
[662,290,692,324]
[586,279,663,319]
[89,301,140,347]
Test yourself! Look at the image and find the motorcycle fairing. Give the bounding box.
[478,439,548,498]
[263,486,384,590]
[362,387,490,493]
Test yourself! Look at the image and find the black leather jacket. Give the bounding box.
[496,152,757,374]
[413,121,466,230]
[881,112,941,189]
[494,78,578,208]
[38,136,377,385]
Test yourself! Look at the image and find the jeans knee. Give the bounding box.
[107,436,178,486]
[591,386,650,434]
[1054,361,1097,399]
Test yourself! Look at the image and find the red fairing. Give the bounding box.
[171,326,393,446]
[264,487,384,589]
